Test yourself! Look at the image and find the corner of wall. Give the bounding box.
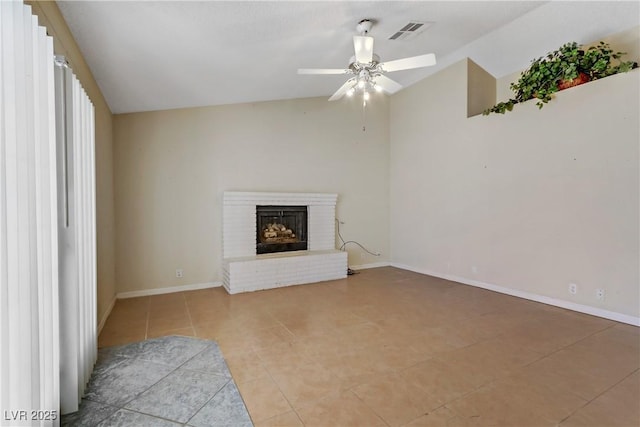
[467,58,496,117]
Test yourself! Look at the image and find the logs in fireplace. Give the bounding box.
[256,205,307,254]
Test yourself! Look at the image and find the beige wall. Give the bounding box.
[390,56,639,318]
[113,97,390,293]
[26,1,116,325]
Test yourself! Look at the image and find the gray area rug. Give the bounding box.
[61,336,253,426]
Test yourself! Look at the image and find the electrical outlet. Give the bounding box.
[176,269,183,278]
[568,283,578,295]
[596,288,605,300]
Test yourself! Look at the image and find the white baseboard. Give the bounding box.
[391,262,640,327]
[117,281,222,299]
[350,261,391,270]
[98,295,117,334]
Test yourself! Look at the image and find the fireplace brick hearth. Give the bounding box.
[222,192,348,294]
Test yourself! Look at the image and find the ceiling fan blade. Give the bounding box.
[298,68,350,75]
[379,53,436,72]
[353,35,374,64]
[374,75,403,94]
[328,78,356,101]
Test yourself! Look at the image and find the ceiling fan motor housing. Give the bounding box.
[348,54,381,71]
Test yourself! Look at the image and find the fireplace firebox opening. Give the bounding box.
[256,205,308,254]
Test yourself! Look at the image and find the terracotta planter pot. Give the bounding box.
[558,72,590,90]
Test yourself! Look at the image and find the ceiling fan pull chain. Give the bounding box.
[362,97,367,132]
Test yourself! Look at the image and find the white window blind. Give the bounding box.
[55,57,97,416]
[1,1,97,424]
[0,1,60,426]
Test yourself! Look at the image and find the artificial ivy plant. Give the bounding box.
[483,41,638,115]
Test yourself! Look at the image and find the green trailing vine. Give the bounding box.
[484,41,638,115]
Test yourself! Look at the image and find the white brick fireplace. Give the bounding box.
[222,192,348,293]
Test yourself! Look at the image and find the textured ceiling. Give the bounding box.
[56,1,640,114]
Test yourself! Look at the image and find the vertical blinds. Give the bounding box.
[0,1,60,425]
[55,58,97,416]
[1,1,97,424]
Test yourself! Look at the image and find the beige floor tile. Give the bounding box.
[193,319,238,341]
[296,390,387,427]
[147,315,191,334]
[112,296,149,312]
[337,322,387,348]
[225,351,270,384]
[488,373,588,424]
[99,315,147,344]
[352,372,441,427]
[254,410,303,427]
[269,362,342,409]
[255,341,317,373]
[106,307,148,325]
[527,345,638,401]
[97,267,640,426]
[148,292,186,306]
[211,330,256,355]
[559,371,640,427]
[188,307,235,327]
[404,326,472,357]
[236,376,293,422]
[403,406,465,427]
[312,345,395,388]
[368,342,428,372]
[434,337,543,380]
[146,326,195,339]
[148,304,188,319]
[497,318,590,355]
[400,358,484,405]
[101,315,147,332]
[246,324,296,351]
[446,384,555,427]
[230,312,282,330]
[98,328,146,348]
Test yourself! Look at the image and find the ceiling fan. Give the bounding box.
[298,19,437,102]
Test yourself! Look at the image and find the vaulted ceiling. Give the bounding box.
[57,1,639,114]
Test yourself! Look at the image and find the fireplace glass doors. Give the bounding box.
[256,205,308,254]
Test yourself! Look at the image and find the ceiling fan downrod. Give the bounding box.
[356,19,373,35]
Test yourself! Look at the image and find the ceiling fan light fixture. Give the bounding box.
[298,18,435,103]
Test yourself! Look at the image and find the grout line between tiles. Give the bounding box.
[519,320,622,373]
[183,378,232,426]
[557,366,640,425]
[348,388,392,427]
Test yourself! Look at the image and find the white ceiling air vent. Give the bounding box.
[388,21,433,41]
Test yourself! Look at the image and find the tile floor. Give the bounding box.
[99,267,640,427]
[63,336,251,426]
